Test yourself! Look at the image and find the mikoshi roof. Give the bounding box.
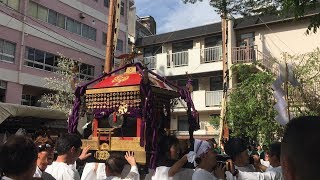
[88,66,179,95]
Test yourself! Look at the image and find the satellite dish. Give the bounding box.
[108,112,124,128]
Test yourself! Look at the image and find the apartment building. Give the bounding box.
[136,11,320,139]
[0,0,133,106]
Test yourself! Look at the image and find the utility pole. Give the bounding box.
[218,0,229,145]
[104,0,116,73]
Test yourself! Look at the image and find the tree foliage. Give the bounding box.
[287,48,320,115]
[226,64,284,145]
[40,53,79,115]
[182,0,320,33]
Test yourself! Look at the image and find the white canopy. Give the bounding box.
[0,103,67,124]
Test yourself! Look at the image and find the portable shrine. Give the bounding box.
[68,63,199,169]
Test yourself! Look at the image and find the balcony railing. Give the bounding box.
[232,46,279,75]
[202,46,222,63]
[205,90,223,107]
[143,56,157,70]
[232,45,257,64]
[167,51,189,68]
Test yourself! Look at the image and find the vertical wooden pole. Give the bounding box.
[104,0,116,73]
[218,12,228,146]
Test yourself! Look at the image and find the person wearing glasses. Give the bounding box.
[33,136,55,178]
[45,133,83,180]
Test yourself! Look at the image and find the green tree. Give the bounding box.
[226,64,284,145]
[287,48,320,115]
[182,0,320,33]
[40,53,79,115]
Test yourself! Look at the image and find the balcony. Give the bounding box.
[143,56,156,70]
[167,51,189,68]
[144,46,223,76]
[205,90,223,107]
[201,46,222,63]
[173,90,222,112]
[232,46,279,75]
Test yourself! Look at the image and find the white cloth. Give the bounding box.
[237,169,283,180]
[192,168,221,180]
[33,166,43,177]
[81,163,107,180]
[45,162,81,180]
[260,160,270,167]
[105,166,139,180]
[149,166,194,180]
[187,139,211,166]
[235,165,256,172]
[1,176,14,180]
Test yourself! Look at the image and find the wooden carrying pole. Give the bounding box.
[104,0,116,73]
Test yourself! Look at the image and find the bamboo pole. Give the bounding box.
[104,0,116,73]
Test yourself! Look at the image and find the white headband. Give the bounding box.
[187,139,212,166]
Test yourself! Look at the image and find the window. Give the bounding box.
[178,115,189,131]
[210,74,223,91]
[28,1,48,21]
[57,13,66,29]
[0,80,7,102]
[21,94,38,106]
[143,46,162,57]
[116,39,123,51]
[79,63,95,80]
[37,4,48,21]
[120,1,124,15]
[24,47,58,71]
[28,1,37,18]
[48,9,57,26]
[177,79,199,91]
[66,18,81,35]
[0,39,16,63]
[238,32,255,47]
[205,36,222,47]
[82,24,97,41]
[104,0,109,7]
[172,40,193,53]
[1,0,20,10]
[28,1,96,41]
[102,32,107,45]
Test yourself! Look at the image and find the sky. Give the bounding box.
[134,0,221,34]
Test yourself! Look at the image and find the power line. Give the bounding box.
[0,2,106,58]
[258,17,295,54]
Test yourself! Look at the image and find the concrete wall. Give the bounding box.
[0,0,130,104]
[237,20,320,62]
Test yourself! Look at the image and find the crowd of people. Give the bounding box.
[0,115,319,180]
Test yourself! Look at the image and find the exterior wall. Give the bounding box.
[171,111,219,137]
[5,82,23,104]
[0,0,130,105]
[236,20,320,62]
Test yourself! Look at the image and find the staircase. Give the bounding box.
[232,46,320,115]
[231,46,279,75]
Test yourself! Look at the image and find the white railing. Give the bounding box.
[143,56,157,70]
[205,90,223,107]
[202,46,222,63]
[167,51,189,68]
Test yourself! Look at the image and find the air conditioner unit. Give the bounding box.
[79,13,86,19]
